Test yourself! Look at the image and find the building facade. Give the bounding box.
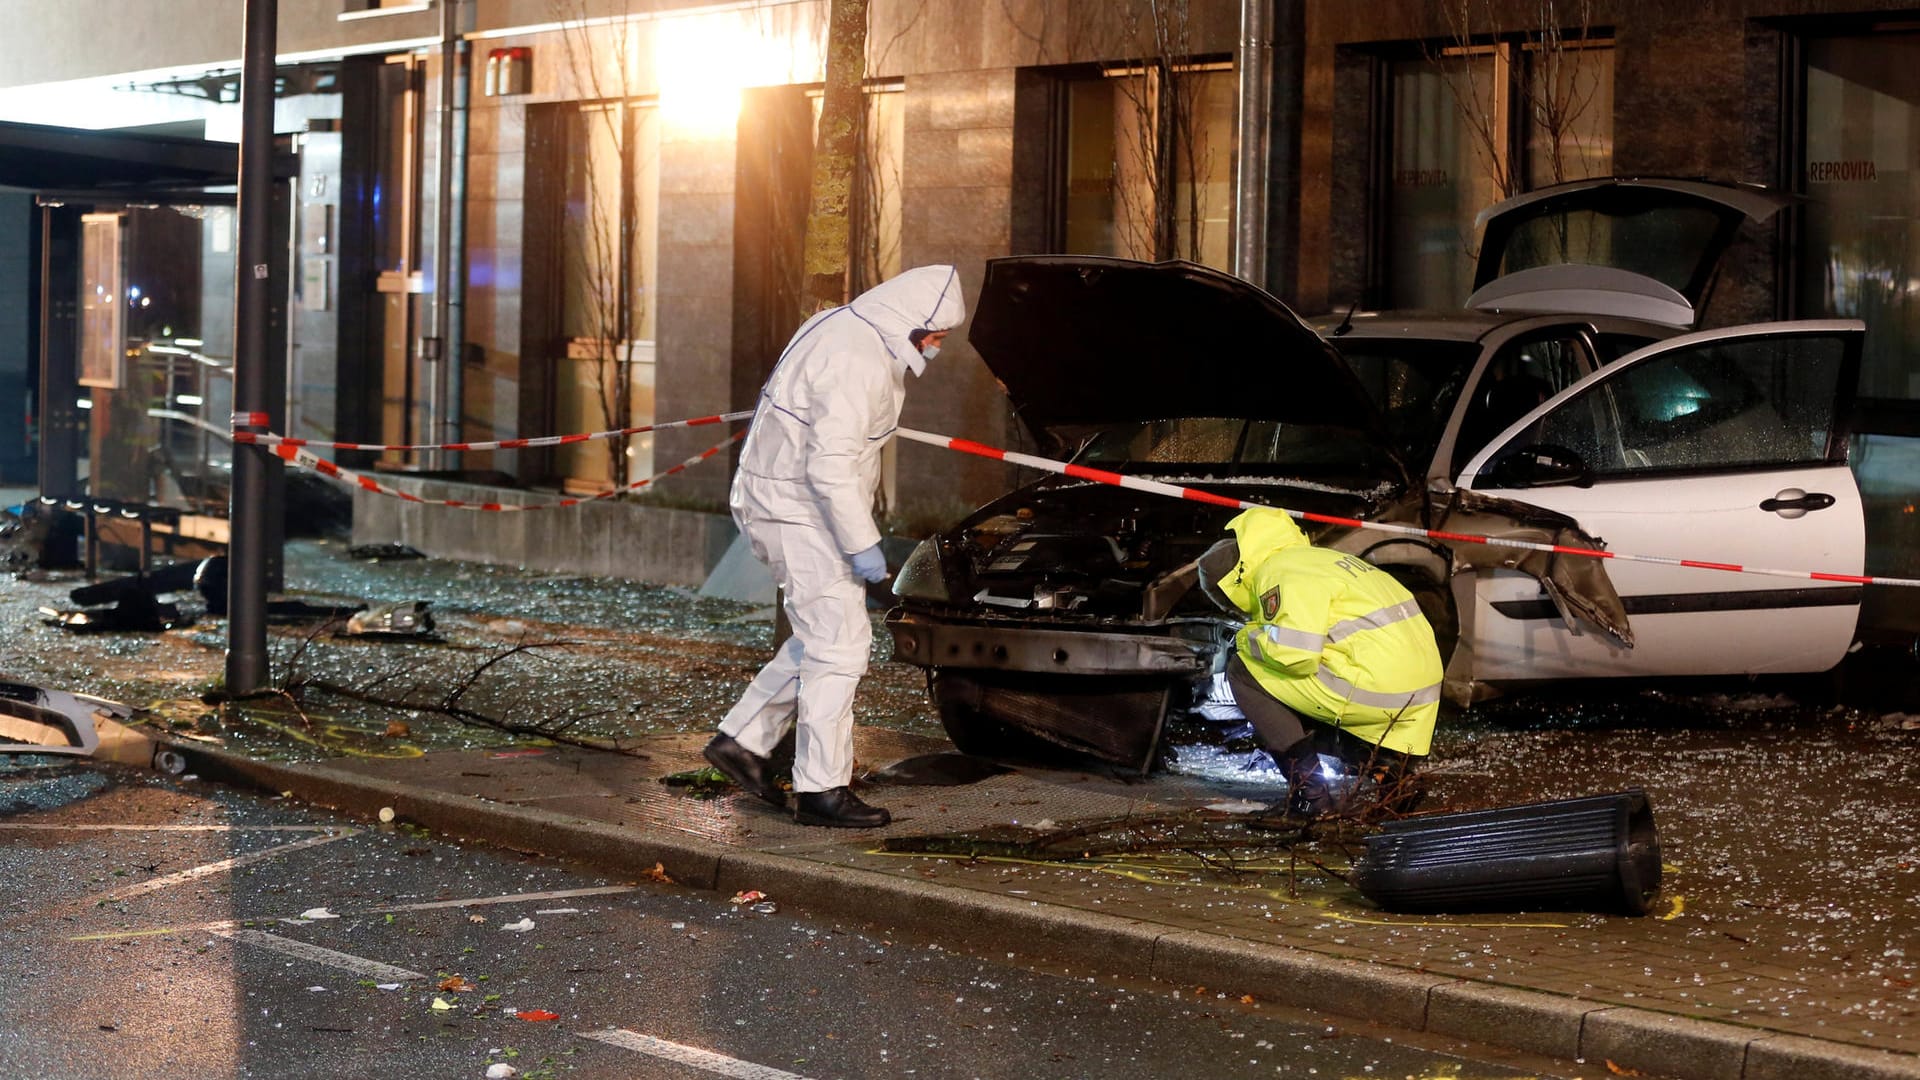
[0,0,1249,539]
[0,0,1912,624]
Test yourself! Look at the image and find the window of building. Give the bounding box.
[557,99,659,494]
[1799,32,1920,404]
[1798,30,1920,595]
[1057,61,1235,270]
[1385,37,1613,309]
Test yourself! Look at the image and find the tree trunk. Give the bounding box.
[800,0,870,313]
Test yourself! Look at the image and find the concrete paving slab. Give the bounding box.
[1745,1033,1920,1080]
[1150,929,1447,1032]
[1426,981,1602,1060]
[1582,1008,1758,1080]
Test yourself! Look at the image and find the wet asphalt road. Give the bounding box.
[0,762,1583,1080]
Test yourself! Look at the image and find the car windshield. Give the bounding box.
[1074,417,1400,484]
[1328,337,1481,466]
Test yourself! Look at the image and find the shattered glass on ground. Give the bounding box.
[0,539,944,762]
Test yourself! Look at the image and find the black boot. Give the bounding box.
[702,733,786,808]
[792,786,891,828]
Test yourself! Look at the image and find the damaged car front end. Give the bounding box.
[888,471,1406,772]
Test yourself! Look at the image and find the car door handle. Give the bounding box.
[1759,489,1835,518]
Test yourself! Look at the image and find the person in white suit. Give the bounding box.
[704,265,966,827]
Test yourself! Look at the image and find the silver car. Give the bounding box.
[887,179,1866,772]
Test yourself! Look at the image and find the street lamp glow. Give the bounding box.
[654,17,767,134]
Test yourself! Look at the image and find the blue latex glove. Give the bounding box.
[849,543,889,583]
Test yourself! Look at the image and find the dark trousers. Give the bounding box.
[1224,654,1415,799]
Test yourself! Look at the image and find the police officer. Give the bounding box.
[1203,506,1444,816]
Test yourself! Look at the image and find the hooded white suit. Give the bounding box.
[718,266,966,793]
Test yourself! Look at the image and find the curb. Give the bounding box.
[173,741,1920,1080]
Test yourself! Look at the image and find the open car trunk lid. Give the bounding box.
[1467,177,1792,328]
[969,256,1393,450]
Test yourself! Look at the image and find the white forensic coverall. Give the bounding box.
[717,265,966,793]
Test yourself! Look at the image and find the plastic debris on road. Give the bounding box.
[485,1064,519,1079]
[299,906,339,920]
[865,752,1011,786]
[499,917,534,932]
[431,997,454,1011]
[1204,799,1270,814]
[514,1009,559,1022]
[729,890,767,906]
[659,765,734,799]
[1195,672,1243,720]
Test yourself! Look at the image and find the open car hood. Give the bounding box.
[970,256,1390,447]
[1468,178,1792,328]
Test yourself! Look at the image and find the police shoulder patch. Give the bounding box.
[1259,586,1281,620]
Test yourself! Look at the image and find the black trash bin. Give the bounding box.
[1349,790,1661,916]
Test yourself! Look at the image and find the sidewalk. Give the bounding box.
[174,724,1920,1080]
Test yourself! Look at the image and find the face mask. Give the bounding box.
[919,343,941,362]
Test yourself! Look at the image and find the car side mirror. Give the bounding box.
[1482,443,1593,489]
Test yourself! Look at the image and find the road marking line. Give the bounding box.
[213,929,426,981]
[0,824,345,832]
[364,885,635,913]
[71,921,237,942]
[68,886,636,941]
[581,1029,812,1080]
[92,830,358,903]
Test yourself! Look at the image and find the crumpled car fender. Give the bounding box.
[1434,489,1634,649]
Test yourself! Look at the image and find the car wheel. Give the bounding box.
[1388,571,1459,668]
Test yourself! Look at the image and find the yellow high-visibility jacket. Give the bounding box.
[1216,507,1443,756]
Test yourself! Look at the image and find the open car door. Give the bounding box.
[1456,320,1865,682]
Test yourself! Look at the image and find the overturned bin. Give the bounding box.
[1349,790,1661,916]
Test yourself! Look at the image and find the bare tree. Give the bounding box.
[847,2,925,296]
[998,0,1220,265]
[1112,0,1214,263]
[1429,0,1606,202]
[800,0,871,312]
[551,0,645,493]
[1524,1,1604,188]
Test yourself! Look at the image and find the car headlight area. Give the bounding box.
[891,538,950,603]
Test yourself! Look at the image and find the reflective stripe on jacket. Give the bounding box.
[1216,507,1443,756]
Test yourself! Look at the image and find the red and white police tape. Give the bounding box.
[889,426,1920,589]
[229,410,756,453]
[267,430,746,512]
[167,405,1920,587]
